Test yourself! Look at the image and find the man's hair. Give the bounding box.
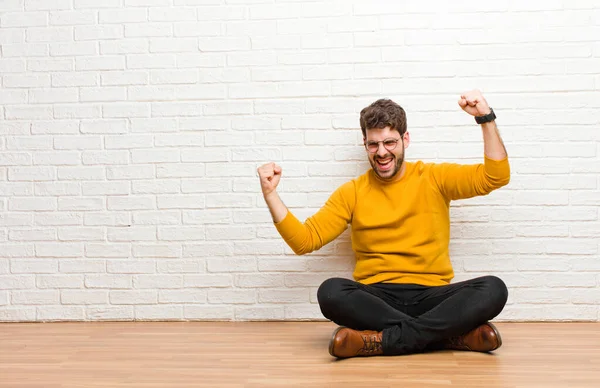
[359,99,407,138]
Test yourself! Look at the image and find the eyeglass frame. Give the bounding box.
[364,137,402,153]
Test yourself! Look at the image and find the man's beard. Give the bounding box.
[370,153,404,180]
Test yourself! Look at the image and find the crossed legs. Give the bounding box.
[317,276,508,355]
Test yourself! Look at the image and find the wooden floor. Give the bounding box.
[1,322,599,387]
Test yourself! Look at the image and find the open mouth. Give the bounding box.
[375,157,394,171]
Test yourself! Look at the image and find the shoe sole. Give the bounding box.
[486,322,502,351]
[328,327,345,357]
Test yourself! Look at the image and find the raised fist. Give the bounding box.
[458,89,491,117]
[257,162,282,197]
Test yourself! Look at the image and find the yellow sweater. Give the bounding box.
[275,156,510,286]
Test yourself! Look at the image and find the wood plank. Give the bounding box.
[1,322,599,387]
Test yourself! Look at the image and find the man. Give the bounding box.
[257,90,510,358]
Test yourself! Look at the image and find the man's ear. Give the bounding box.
[403,131,410,148]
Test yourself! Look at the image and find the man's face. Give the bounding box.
[364,126,409,181]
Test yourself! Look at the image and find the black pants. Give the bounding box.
[317,275,508,356]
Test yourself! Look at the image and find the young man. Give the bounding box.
[257,90,510,358]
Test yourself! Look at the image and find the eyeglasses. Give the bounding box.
[364,137,401,153]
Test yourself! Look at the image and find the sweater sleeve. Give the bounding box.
[274,180,355,255]
[429,156,510,201]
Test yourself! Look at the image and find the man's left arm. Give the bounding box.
[431,90,510,200]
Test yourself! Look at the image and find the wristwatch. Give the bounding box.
[475,108,496,124]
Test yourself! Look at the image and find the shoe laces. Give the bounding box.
[360,333,382,354]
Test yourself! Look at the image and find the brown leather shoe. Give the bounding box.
[328,327,384,358]
[443,322,502,352]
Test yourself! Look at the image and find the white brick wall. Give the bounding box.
[0,0,599,322]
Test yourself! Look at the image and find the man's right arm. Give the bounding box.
[263,191,288,223]
[257,162,354,255]
[257,162,287,223]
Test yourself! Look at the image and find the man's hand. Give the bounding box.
[458,89,491,117]
[257,162,282,197]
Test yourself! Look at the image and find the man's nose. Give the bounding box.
[376,144,388,157]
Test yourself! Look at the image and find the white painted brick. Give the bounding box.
[0,28,24,44]
[134,274,183,289]
[61,290,108,305]
[207,258,255,273]
[1,12,47,28]
[76,56,125,71]
[1,43,48,57]
[258,288,309,304]
[4,74,50,88]
[80,88,126,103]
[184,305,233,320]
[135,305,183,320]
[131,149,179,164]
[58,197,104,211]
[149,7,197,22]
[159,289,206,303]
[50,42,97,57]
[54,135,102,150]
[37,275,84,289]
[105,135,153,150]
[150,70,198,84]
[58,227,104,242]
[183,209,230,224]
[132,211,178,227]
[107,226,156,242]
[198,68,249,83]
[235,305,284,320]
[150,37,197,53]
[284,304,324,320]
[9,229,56,242]
[126,23,172,38]
[60,259,105,273]
[0,59,26,73]
[156,164,205,178]
[86,275,132,289]
[133,179,180,194]
[108,196,155,211]
[26,27,72,42]
[50,11,96,26]
[86,243,131,257]
[133,243,180,258]
[0,213,33,227]
[0,308,36,322]
[5,106,53,120]
[236,274,285,288]
[74,0,120,8]
[28,58,74,72]
[33,152,80,166]
[99,9,147,24]
[107,165,155,180]
[0,275,36,290]
[37,307,85,321]
[173,22,221,37]
[0,4,598,322]
[208,289,256,304]
[57,167,105,180]
[199,36,250,52]
[152,102,203,116]
[107,259,156,274]
[86,306,134,321]
[110,290,157,305]
[0,152,32,166]
[35,212,82,226]
[158,260,204,274]
[9,197,56,211]
[183,243,231,258]
[157,226,204,241]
